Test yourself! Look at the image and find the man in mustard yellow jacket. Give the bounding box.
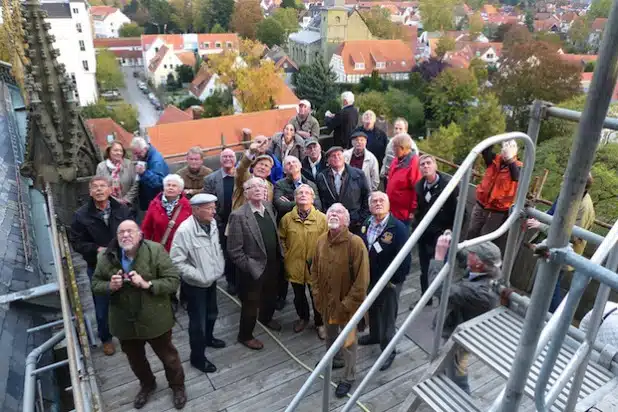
[279,184,328,338]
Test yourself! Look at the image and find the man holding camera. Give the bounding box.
[91,220,186,410]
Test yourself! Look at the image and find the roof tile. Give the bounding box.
[85,118,133,150]
[157,105,193,125]
[334,40,415,75]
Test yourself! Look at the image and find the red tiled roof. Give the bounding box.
[93,37,141,49]
[534,17,560,32]
[592,18,607,31]
[274,55,299,71]
[148,45,168,72]
[157,105,193,125]
[147,108,298,157]
[176,51,196,67]
[399,25,418,56]
[141,33,240,52]
[272,76,299,107]
[559,53,597,67]
[334,40,415,75]
[141,34,184,52]
[196,33,240,50]
[90,6,118,19]
[86,118,133,150]
[189,67,216,97]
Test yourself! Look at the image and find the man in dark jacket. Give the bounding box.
[69,176,132,356]
[325,91,359,149]
[315,146,370,235]
[414,155,459,301]
[301,139,327,183]
[352,110,388,169]
[131,137,169,215]
[92,220,186,409]
[274,155,322,217]
[430,233,501,394]
[359,192,410,371]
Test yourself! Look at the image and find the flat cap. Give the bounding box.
[304,139,319,148]
[350,130,368,140]
[325,146,344,158]
[252,154,274,167]
[464,242,502,268]
[190,193,217,205]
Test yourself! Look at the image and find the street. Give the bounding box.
[120,66,160,133]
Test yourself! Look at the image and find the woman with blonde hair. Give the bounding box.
[96,141,138,205]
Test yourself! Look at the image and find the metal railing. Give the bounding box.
[284,131,536,412]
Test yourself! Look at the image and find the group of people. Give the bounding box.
[69,91,553,410]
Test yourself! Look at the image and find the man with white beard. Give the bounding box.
[91,220,186,410]
[311,203,369,398]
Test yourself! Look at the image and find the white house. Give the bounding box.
[90,6,131,38]
[189,68,225,101]
[93,37,143,67]
[40,0,97,106]
[147,45,187,87]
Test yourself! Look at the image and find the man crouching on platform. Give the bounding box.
[311,203,369,398]
[91,220,186,410]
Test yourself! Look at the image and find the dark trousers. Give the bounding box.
[87,267,112,343]
[183,281,218,365]
[237,261,279,341]
[466,203,508,251]
[367,282,402,351]
[120,330,185,390]
[278,266,289,302]
[220,233,237,287]
[291,282,323,326]
[418,233,440,294]
[549,270,567,313]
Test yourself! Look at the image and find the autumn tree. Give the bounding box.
[503,24,533,50]
[292,58,338,116]
[0,26,10,62]
[426,68,479,126]
[96,49,125,90]
[495,40,582,129]
[207,51,240,85]
[239,38,266,67]
[118,22,144,37]
[468,12,484,37]
[361,7,405,40]
[435,36,456,59]
[235,60,283,112]
[231,0,264,39]
[419,0,456,31]
[257,18,286,47]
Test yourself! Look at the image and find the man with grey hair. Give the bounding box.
[311,203,369,398]
[359,191,410,371]
[227,177,284,350]
[325,91,359,149]
[274,155,322,218]
[430,232,501,393]
[381,118,419,180]
[176,146,212,199]
[130,137,169,214]
[352,110,388,169]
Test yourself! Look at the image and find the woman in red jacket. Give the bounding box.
[141,173,192,252]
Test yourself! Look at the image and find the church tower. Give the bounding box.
[320,0,349,64]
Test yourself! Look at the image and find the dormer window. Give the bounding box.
[355,62,365,70]
[376,62,385,69]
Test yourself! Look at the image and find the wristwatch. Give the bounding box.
[146,281,153,289]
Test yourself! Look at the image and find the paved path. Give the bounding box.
[120,67,160,132]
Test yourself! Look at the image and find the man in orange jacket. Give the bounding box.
[466,140,522,251]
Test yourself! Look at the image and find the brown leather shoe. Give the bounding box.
[102,341,115,356]
[293,319,308,333]
[263,319,282,331]
[133,383,156,409]
[316,325,327,340]
[239,338,264,350]
[172,388,187,409]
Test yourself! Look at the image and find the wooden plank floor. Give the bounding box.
[78,252,543,412]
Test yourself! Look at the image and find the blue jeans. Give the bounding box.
[87,267,112,343]
[183,281,219,364]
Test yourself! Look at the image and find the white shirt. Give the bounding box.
[309,155,322,177]
[249,201,265,217]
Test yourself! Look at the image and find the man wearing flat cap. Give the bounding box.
[289,100,320,140]
[171,193,226,374]
[233,137,275,210]
[301,139,327,183]
[315,146,370,235]
[430,231,502,394]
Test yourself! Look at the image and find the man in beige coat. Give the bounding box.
[311,203,369,398]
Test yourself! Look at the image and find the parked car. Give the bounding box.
[133,71,140,78]
[100,90,121,100]
[137,81,148,92]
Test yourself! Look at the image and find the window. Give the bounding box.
[82,60,89,71]
[203,42,210,48]
[79,40,85,51]
[72,7,78,13]
[376,62,385,69]
[76,23,82,33]
[215,42,222,48]
[164,64,167,69]
[335,16,341,23]
[226,41,232,48]
[486,53,494,59]
[155,47,159,52]
[354,62,365,70]
[70,73,76,84]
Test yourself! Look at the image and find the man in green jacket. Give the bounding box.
[92,220,186,410]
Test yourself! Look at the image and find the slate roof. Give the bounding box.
[40,2,72,19]
[0,82,49,412]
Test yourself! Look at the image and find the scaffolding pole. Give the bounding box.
[498,0,618,410]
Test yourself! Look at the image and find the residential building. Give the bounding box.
[418,30,489,59]
[589,18,608,47]
[264,45,299,84]
[146,108,298,159]
[444,41,503,68]
[40,0,97,106]
[189,67,224,101]
[558,52,597,70]
[89,6,131,38]
[147,45,187,87]
[330,39,415,83]
[534,16,560,32]
[156,105,193,125]
[93,37,142,67]
[288,0,373,66]
[85,117,133,150]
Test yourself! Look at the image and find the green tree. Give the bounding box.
[469,57,488,86]
[535,32,564,48]
[118,22,144,37]
[384,89,425,134]
[202,89,234,117]
[469,12,484,37]
[361,7,405,40]
[356,90,389,117]
[418,122,462,164]
[426,68,479,126]
[435,35,456,59]
[525,9,534,32]
[81,100,139,133]
[166,72,178,91]
[179,96,203,110]
[568,18,591,52]
[170,0,194,32]
[211,23,225,33]
[96,49,125,91]
[589,0,612,20]
[230,0,263,39]
[81,100,113,119]
[458,93,506,161]
[280,0,303,9]
[205,0,234,31]
[419,0,456,31]
[272,7,299,35]
[292,59,338,117]
[143,0,173,33]
[257,18,286,47]
[176,64,195,83]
